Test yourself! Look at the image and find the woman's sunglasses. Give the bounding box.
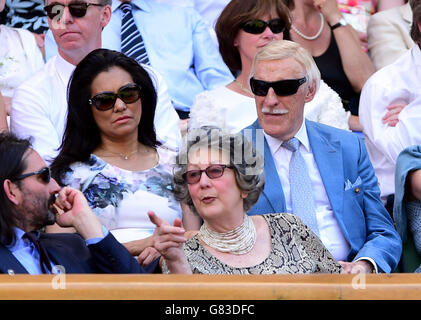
[88,83,142,111]
[44,2,103,20]
[241,18,286,35]
[13,167,51,184]
[249,77,307,96]
[182,165,234,185]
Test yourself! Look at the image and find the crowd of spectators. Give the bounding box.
[0,0,420,275]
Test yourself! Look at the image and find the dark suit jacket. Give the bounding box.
[0,232,157,274]
[245,119,402,273]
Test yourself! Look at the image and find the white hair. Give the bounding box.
[249,40,321,93]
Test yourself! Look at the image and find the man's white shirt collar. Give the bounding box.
[264,119,310,155]
[56,53,76,87]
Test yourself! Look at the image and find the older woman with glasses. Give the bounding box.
[146,127,342,274]
[189,0,350,133]
[49,49,182,261]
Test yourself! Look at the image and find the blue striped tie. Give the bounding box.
[282,137,320,237]
[120,2,150,65]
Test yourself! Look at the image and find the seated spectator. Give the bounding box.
[190,0,349,134]
[394,145,421,272]
[50,49,182,259]
[286,0,376,131]
[0,91,7,131]
[245,40,401,273]
[45,0,235,120]
[0,131,157,274]
[359,0,421,211]
[147,127,342,274]
[367,1,413,70]
[0,0,44,118]
[11,0,181,165]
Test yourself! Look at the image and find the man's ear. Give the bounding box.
[304,82,316,103]
[100,4,112,29]
[3,179,21,206]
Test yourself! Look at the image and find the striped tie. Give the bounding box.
[120,2,150,65]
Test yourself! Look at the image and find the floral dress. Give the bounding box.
[62,147,182,243]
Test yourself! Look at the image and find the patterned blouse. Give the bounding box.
[163,213,342,274]
[62,146,182,243]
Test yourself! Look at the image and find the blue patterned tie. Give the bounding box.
[282,137,320,237]
[120,2,150,65]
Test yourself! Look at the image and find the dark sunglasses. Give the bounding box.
[182,165,234,185]
[242,18,286,35]
[250,77,307,96]
[13,167,51,184]
[88,83,142,111]
[44,2,103,20]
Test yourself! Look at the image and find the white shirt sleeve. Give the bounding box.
[10,81,62,164]
[142,64,181,152]
[360,74,421,164]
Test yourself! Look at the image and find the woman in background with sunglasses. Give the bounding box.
[189,0,350,134]
[145,127,341,274]
[49,49,182,261]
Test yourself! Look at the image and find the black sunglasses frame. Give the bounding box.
[250,77,307,97]
[88,83,142,111]
[13,167,51,184]
[44,2,103,20]
[241,18,286,35]
[182,165,234,185]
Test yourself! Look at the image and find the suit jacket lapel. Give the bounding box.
[248,120,287,213]
[306,120,344,219]
[0,243,29,274]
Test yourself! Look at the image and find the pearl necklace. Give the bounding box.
[291,13,324,41]
[198,214,257,255]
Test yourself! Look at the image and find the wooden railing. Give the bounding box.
[0,274,421,300]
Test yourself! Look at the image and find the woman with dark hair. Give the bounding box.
[49,49,182,258]
[189,0,350,133]
[145,127,342,274]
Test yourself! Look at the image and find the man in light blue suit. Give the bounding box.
[245,40,402,274]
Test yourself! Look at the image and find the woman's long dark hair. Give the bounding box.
[51,49,159,185]
[0,132,31,245]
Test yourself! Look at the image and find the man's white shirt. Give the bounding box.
[359,44,421,198]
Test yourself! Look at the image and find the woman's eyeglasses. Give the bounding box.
[241,18,286,35]
[44,2,103,20]
[250,77,307,96]
[182,165,234,184]
[89,83,142,111]
[13,167,51,184]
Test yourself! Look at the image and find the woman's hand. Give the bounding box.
[148,211,192,274]
[137,246,161,267]
[313,0,342,25]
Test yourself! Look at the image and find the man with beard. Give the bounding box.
[0,132,159,274]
